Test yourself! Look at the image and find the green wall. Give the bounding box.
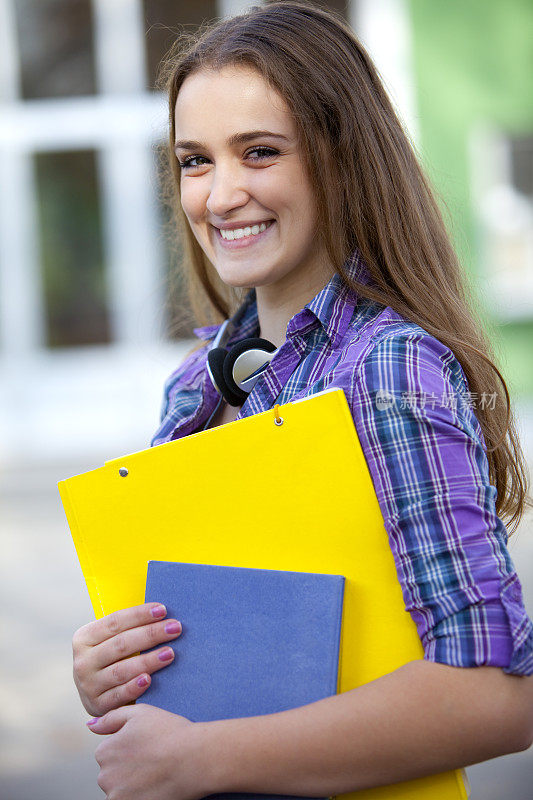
[409,0,533,397]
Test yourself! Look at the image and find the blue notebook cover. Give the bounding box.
[142,560,345,800]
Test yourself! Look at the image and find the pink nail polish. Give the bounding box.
[137,675,149,688]
[151,604,166,618]
[165,621,181,634]
[158,648,174,662]
[86,718,99,726]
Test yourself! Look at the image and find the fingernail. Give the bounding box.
[158,647,174,662]
[137,675,150,688]
[165,621,181,634]
[151,604,166,618]
[86,718,99,726]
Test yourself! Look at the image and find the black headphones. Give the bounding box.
[206,317,278,406]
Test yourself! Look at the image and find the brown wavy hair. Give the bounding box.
[156,0,529,531]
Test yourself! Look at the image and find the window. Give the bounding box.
[510,135,533,199]
[143,0,218,91]
[14,0,96,99]
[35,150,110,347]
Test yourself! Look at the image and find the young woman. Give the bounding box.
[72,3,533,798]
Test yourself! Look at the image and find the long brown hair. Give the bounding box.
[157,0,529,531]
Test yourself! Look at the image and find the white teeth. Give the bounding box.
[220,221,269,240]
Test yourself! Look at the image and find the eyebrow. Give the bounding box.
[173,130,290,154]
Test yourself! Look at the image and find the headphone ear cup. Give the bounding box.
[238,337,277,354]
[221,353,248,406]
[222,337,276,405]
[208,347,246,407]
[207,348,226,394]
[225,337,276,361]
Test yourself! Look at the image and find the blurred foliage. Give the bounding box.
[409,0,533,395]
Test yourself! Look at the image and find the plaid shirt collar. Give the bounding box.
[193,249,367,349]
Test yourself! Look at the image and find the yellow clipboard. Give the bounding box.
[59,388,468,800]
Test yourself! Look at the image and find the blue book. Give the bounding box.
[142,560,345,800]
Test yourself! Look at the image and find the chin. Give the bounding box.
[220,277,260,291]
[219,277,255,289]
[215,264,277,289]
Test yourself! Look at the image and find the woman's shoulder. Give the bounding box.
[329,297,486,443]
[339,299,470,396]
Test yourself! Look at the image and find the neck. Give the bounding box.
[255,258,335,348]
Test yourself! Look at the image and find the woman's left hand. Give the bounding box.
[88,704,213,800]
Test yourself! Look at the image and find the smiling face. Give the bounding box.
[174,65,333,297]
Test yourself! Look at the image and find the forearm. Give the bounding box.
[199,660,532,797]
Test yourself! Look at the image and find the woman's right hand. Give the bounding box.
[72,602,182,717]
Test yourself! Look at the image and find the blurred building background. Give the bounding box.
[0,1,532,798]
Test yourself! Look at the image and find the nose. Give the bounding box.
[206,162,249,217]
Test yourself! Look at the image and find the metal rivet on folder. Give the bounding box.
[273,404,284,426]
[118,467,129,477]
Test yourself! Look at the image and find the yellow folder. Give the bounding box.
[59,388,468,800]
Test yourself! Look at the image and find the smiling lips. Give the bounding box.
[216,220,274,241]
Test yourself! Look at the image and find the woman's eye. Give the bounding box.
[247,147,278,161]
[178,147,278,169]
[178,155,209,169]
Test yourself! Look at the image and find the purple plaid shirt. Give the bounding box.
[152,252,533,675]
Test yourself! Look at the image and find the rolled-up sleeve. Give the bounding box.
[350,329,533,675]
